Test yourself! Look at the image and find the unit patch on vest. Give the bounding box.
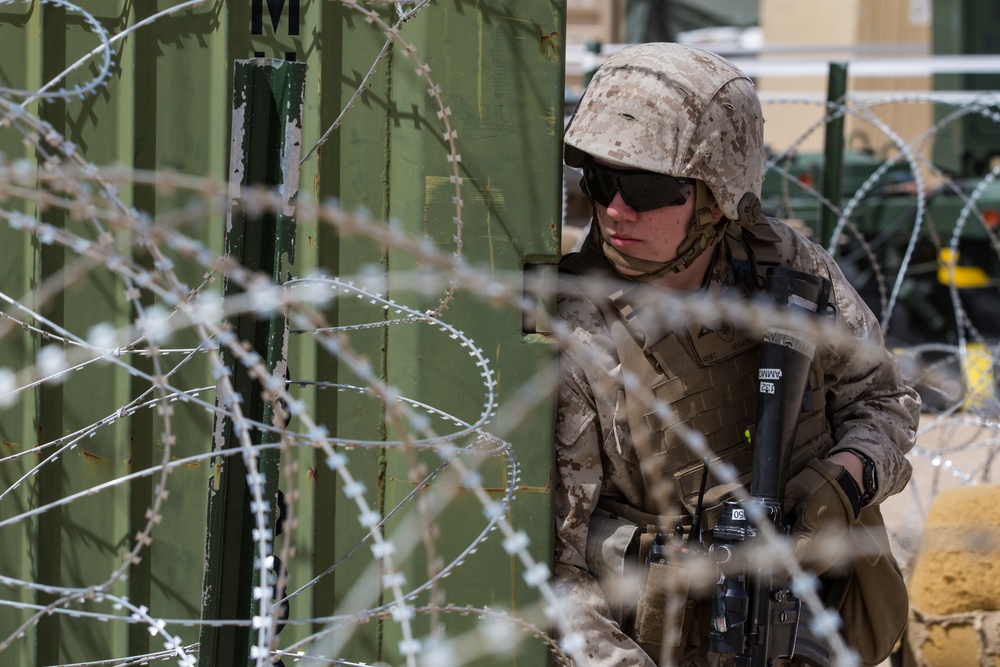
[715,317,735,342]
[684,316,757,365]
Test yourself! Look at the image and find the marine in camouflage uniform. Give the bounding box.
[552,43,920,666]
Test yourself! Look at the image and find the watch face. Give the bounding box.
[845,448,877,503]
[860,456,877,503]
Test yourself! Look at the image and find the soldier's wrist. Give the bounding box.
[832,448,878,507]
[833,467,862,519]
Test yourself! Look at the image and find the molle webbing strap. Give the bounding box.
[606,284,680,358]
[598,284,665,470]
[600,283,700,517]
[597,497,687,533]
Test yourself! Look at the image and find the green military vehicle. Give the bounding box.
[758,0,1000,414]
[762,149,1000,346]
[761,149,1000,412]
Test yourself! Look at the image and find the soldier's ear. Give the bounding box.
[710,200,724,221]
[705,196,724,223]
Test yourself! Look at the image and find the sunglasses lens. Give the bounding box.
[621,173,691,211]
[582,164,692,212]
[581,166,617,207]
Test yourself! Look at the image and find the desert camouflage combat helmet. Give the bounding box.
[565,42,764,225]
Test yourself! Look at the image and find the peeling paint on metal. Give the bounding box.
[280,112,302,217]
[227,99,248,235]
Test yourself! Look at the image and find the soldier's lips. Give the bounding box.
[606,234,642,248]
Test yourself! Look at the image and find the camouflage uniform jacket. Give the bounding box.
[553,218,920,666]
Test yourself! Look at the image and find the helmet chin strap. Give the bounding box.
[598,180,728,282]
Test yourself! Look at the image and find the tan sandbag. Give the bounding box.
[906,485,1000,666]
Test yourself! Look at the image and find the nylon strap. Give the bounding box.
[723,216,783,292]
[597,497,687,533]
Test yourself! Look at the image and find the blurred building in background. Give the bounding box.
[566,0,933,157]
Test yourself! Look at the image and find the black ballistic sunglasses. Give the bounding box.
[581,161,693,212]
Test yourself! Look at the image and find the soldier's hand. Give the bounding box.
[783,458,861,574]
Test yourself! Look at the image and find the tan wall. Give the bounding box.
[564,0,627,91]
[853,0,933,159]
[763,0,860,44]
[565,0,626,46]
[758,0,932,159]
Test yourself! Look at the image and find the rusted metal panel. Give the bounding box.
[200,57,305,667]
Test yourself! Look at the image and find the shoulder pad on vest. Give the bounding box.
[742,216,784,244]
[725,216,785,291]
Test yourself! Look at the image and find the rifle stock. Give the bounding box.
[707,267,831,666]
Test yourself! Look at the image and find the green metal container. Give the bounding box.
[0,2,565,665]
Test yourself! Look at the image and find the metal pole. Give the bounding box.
[200,58,305,667]
[821,61,847,253]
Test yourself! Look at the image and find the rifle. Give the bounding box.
[706,266,833,667]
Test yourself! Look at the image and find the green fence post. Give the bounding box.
[35,5,68,664]
[199,58,305,667]
[821,61,848,253]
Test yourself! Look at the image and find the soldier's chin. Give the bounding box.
[610,256,684,278]
[611,263,646,277]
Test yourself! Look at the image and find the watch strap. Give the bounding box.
[835,469,862,519]
[841,448,878,507]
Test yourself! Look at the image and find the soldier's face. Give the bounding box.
[595,188,716,274]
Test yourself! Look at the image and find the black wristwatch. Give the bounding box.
[843,448,878,507]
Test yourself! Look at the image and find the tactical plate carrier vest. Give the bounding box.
[560,218,836,522]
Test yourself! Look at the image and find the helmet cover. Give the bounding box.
[565,42,764,222]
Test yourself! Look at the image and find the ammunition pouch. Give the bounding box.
[585,508,642,625]
[585,502,702,658]
[633,542,694,653]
